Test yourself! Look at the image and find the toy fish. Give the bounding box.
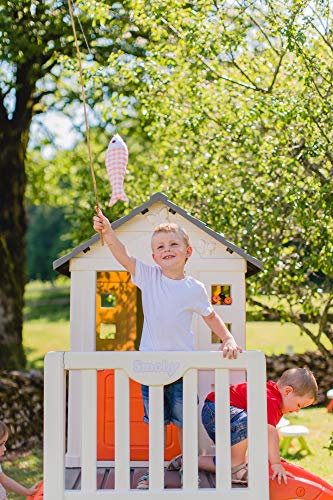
[105,133,129,206]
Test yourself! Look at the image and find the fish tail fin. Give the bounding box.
[108,192,129,207]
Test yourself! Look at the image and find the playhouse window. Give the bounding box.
[211,284,232,305]
[101,293,116,308]
[211,323,231,344]
[100,323,117,340]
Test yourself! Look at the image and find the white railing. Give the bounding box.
[44,350,269,500]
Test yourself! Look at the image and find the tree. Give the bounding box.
[0,0,147,368]
[2,0,332,368]
[103,0,332,359]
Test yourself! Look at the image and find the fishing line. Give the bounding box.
[67,0,100,210]
[67,0,105,243]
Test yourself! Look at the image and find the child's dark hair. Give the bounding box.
[278,367,318,401]
[0,421,8,440]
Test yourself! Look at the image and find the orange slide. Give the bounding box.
[269,460,333,500]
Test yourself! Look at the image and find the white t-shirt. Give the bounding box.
[131,259,213,351]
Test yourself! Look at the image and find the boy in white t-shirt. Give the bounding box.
[93,209,242,488]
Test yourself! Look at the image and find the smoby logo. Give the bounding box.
[133,360,180,377]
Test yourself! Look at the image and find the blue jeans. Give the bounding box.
[202,400,248,463]
[141,378,183,428]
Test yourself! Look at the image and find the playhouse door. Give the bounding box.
[96,271,181,461]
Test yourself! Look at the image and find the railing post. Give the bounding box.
[44,352,66,500]
[182,369,198,489]
[247,351,269,498]
[215,369,231,490]
[115,369,130,489]
[149,386,164,489]
[81,369,97,492]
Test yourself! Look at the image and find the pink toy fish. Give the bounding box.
[105,133,129,206]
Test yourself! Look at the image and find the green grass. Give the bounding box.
[246,321,322,355]
[24,280,70,323]
[24,320,319,369]
[3,449,43,500]
[280,406,333,485]
[23,281,328,367]
[23,320,318,369]
[23,320,70,369]
[23,280,70,369]
[2,407,332,497]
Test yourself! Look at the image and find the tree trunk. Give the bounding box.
[0,129,27,368]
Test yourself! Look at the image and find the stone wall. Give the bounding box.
[0,370,43,450]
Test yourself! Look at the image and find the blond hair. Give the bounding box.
[152,223,190,247]
[277,368,318,402]
[0,421,8,440]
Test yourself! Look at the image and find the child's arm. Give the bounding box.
[268,424,294,484]
[0,471,39,496]
[202,311,242,358]
[93,208,136,275]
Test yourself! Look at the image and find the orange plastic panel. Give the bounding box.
[97,370,181,461]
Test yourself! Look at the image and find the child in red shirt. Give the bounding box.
[199,368,318,485]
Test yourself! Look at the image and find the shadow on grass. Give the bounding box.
[24,302,70,322]
[25,348,45,370]
[282,450,310,461]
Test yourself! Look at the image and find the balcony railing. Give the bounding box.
[44,350,269,499]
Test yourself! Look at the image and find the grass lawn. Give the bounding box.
[2,449,43,500]
[246,321,322,356]
[23,319,318,370]
[23,281,327,368]
[2,407,332,498]
[23,320,70,369]
[280,406,333,485]
[23,280,70,369]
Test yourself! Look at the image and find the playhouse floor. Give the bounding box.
[65,467,247,490]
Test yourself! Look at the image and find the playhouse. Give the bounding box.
[44,191,333,499]
[53,192,262,468]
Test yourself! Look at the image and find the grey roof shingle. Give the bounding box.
[53,192,263,278]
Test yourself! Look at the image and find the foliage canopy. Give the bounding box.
[0,0,332,366]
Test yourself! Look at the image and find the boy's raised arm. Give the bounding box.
[93,208,136,276]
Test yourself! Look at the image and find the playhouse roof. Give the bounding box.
[53,192,263,278]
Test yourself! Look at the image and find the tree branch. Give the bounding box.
[248,297,331,358]
[267,51,286,93]
[160,17,261,91]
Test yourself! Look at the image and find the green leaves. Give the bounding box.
[5,0,330,359]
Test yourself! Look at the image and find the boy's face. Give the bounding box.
[151,231,192,271]
[280,386,314,414]
[0,433,8,457]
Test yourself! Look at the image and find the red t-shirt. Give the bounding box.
[205,380,283,427]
